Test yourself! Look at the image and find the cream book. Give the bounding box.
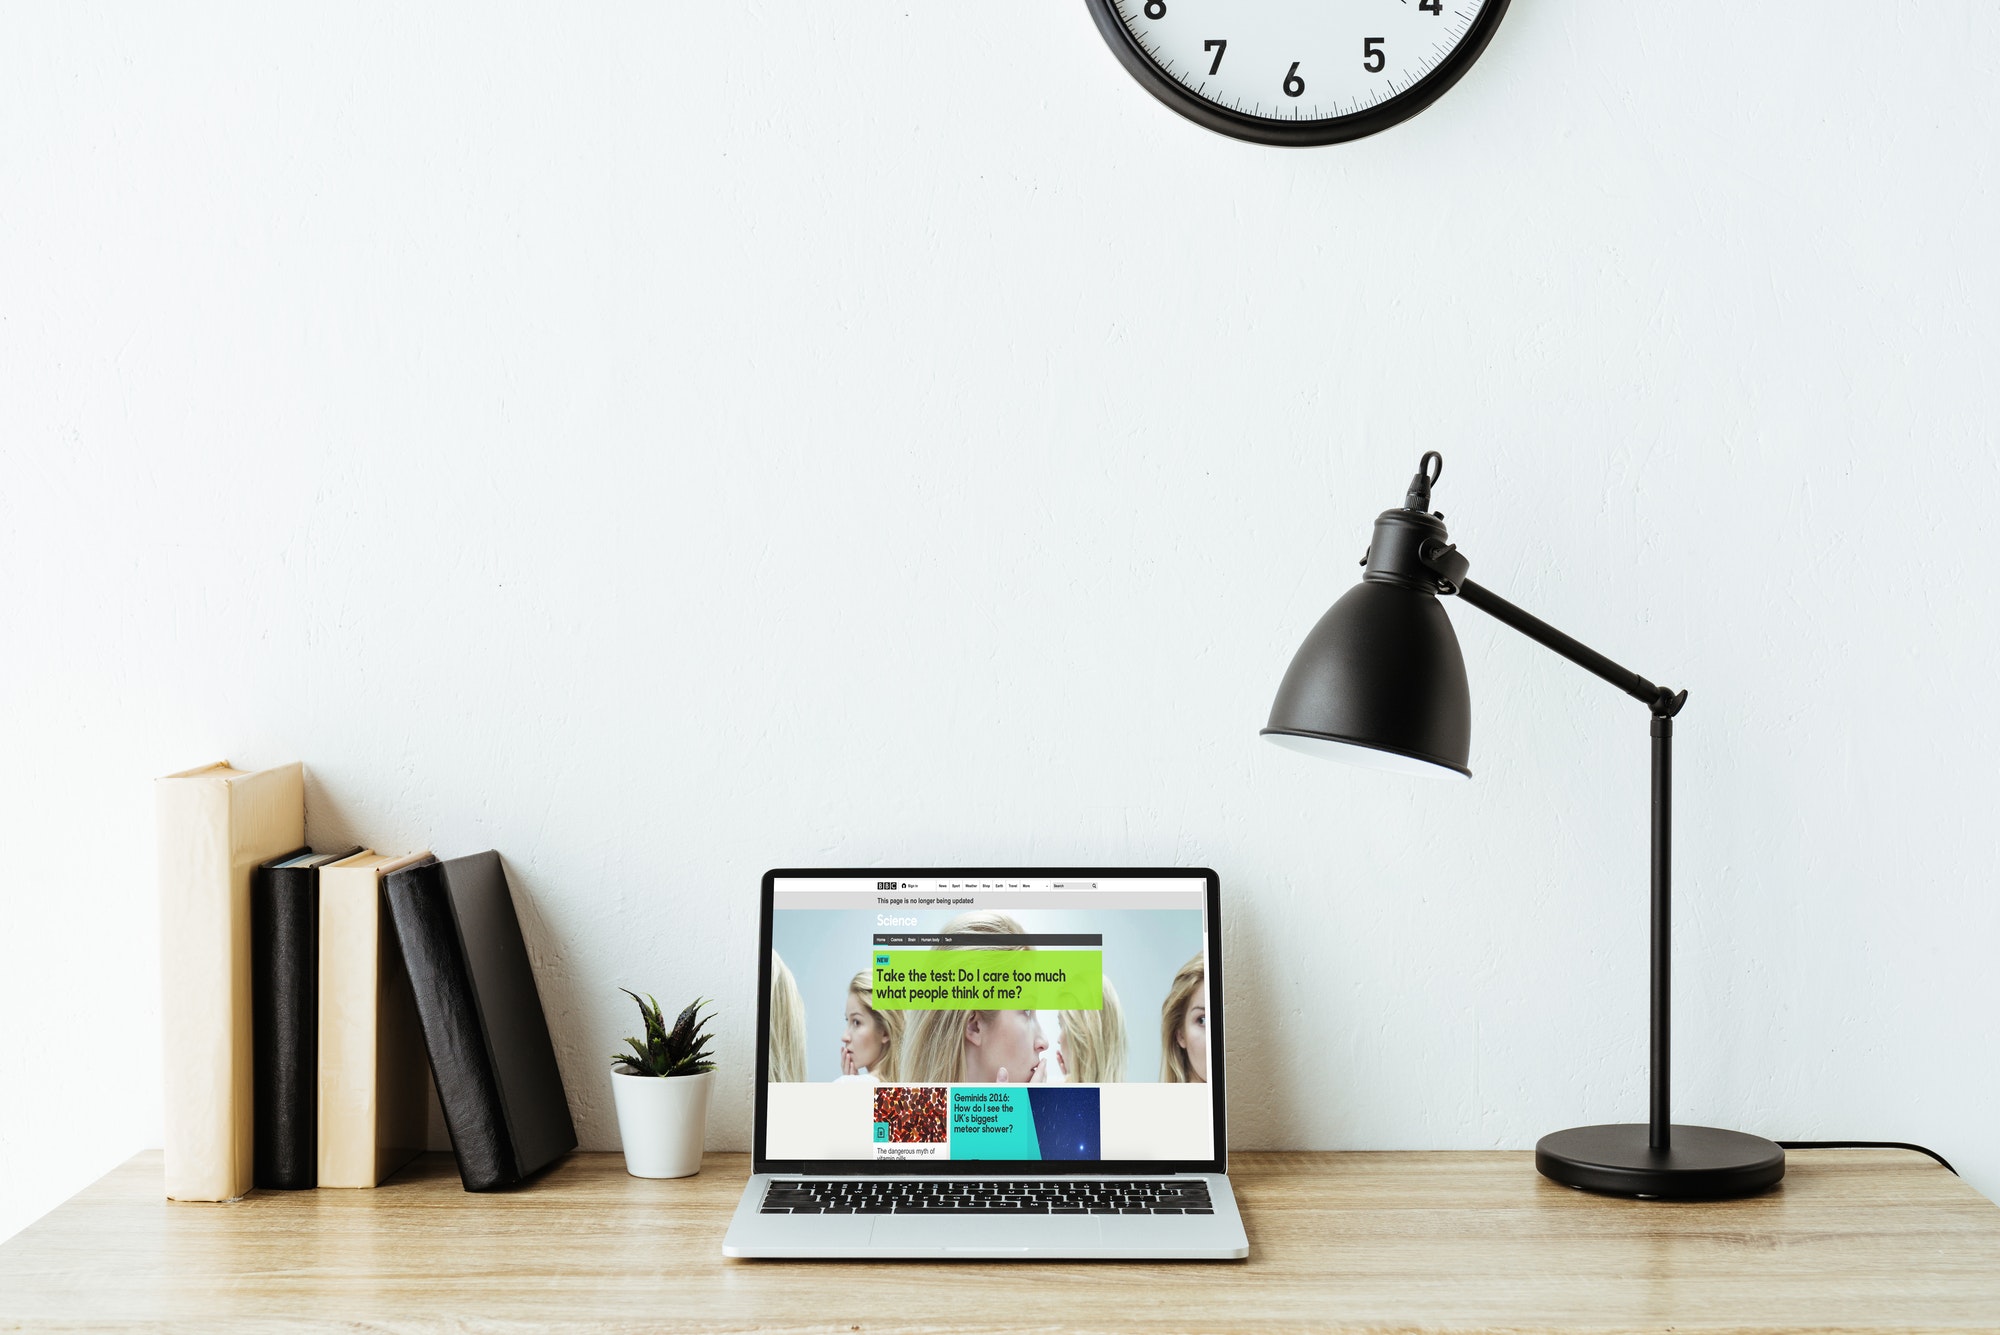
[318,850,433,1187]
[157,761,306,1202]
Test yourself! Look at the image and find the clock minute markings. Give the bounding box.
[1092,0,1500,138]
[1124,1,1469,122]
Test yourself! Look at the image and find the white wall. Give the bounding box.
[4,4,1997,1240]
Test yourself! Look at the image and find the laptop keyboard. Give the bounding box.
[760,1178,1214,1215]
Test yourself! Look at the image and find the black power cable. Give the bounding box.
[1777,1141,1957,1175]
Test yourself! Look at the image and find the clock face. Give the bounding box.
[1086,0,1509,146]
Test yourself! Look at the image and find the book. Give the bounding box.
[383,851,576,1191]
[251,846,361,1189]
[156,761,305,1202]
[317,850,433,1188]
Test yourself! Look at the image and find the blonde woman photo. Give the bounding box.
[936,909,1028,942]
[768,950,808,1082]
[1054,976,1126,1084]
[837,969,904,1082]
[1158,951,1208,1083]
[897,910,1048,1084]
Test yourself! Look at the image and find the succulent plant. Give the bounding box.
[613,989,716,1078]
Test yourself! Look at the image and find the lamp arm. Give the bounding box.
[1423,538,1684,1151]
[1419,540,1686,718]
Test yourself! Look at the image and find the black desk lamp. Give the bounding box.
[1263,452,1784,1199]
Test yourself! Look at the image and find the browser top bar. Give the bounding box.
[775,877,1202,895]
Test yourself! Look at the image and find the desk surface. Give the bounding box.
[3,1149,1997,1332]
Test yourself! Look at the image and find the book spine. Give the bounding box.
[317,864,373,1188]
[369,865,432,1184]
[383,859,517,1191]
[156,764,304,1202]
[253,860,319,1189]
[319,856,429,1188]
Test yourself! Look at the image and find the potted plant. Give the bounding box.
[609,989,717,1179]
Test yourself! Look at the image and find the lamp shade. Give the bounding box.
[1262,579,1473,779]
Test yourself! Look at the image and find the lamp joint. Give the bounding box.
[1418,539,1469,595]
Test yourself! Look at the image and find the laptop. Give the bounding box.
[723,868,1248,1260]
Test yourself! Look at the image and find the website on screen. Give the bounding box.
[766,876,1214,1163]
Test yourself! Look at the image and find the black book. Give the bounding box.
[251,845,361,1190]
[383,851,576,1192]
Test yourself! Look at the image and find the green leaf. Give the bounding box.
[616,990,717,1075]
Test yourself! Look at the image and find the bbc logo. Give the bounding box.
[877,881,898,890]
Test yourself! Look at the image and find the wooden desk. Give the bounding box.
[3,1150,1997,1332]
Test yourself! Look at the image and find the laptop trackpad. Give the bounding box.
[869,1215,1104,1253]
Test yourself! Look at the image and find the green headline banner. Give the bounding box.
[870,950,1102,1010]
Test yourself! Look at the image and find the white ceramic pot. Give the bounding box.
[610,1066,714,1179]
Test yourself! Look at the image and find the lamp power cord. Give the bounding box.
[1776,1141,1957,1175]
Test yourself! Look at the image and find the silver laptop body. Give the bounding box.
[723,868,1248,1260]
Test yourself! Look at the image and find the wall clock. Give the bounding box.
[1083,0,1511,146]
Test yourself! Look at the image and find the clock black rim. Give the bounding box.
[1083,0,1513,147]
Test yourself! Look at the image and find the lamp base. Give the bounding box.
[1535,1124,1785,1199]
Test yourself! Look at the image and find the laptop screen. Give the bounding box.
[759,871,1218,1169]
